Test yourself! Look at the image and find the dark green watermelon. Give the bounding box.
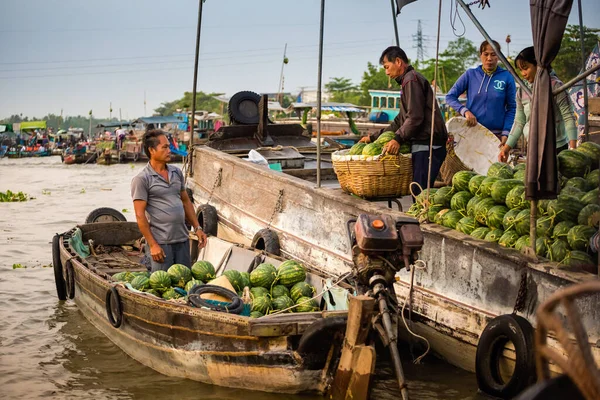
[498,230,520,248]
[434,209,451,225]
[513,163,527,172]
[450,191,473,213]
[513,169,526,181]
[536,215,555,238]
[484,229,504,243]
[536,237,549,257]
[452,171,478,192]
[471,227,491,240]
[505,186,528,210]
[468,175,486,196]
[442,210,463,229]
[491,179,524,204]
[567,225,595,251]
[565,177,589,192]
[537,199,551,215]
[575,141,600,164]
[456,217,479,235]
[547,194,585,223]
[547,240,569,262]
[578,204,600,227]
[486,205,509,230]
[487,162,514,179]
[560,185,584,198]
[585,169,600,189]
[503,208,521,231]
[474,197,497,225]
[552,221,575,240]
[558,150,592,178]
[427,205,444,223]
[514,235,531,251]
[433,186,455,208]
[514,209,531,236]
[467,195,483,217]
[478,177,500,197]
[562,250,595,269]
[581,188,600,206]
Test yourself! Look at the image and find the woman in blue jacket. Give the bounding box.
[445,40,517,143]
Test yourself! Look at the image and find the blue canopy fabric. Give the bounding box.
[135,116,184,125]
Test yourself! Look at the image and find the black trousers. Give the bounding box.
[411,146,447,197]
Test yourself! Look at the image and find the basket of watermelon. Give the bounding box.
[332,132,412,199]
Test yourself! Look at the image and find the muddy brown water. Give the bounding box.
[0,157,484,399]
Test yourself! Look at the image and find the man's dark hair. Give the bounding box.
[379,46,409,65]
[479,40,501,54]
[515,46,537,69]
[143,129,166,158]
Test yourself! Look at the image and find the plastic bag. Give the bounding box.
[322,278,349,311]
[244,149,269,166]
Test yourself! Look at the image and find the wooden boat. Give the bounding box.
[52,221,352,394]
[186,145,600,397]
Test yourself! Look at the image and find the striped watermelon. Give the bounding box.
[433,186,455,207]
[502,208,521,231]
[491,179,524,204]
[469,175,486,196]
[131,276,150,291]
[514,209,531,236]
[466,195,483,217]
[295,297,320,312]
[223,270,243,291]
[513,163,527,172]
[290,282,316,302]
[478,177,499,197]
[276,260,307,287]
[239,272,251,289]
[375,131,396,144]
[505,186,528,210]
[184,279,203,293]
[456,217,478,235]
[427,205,444,223]
[567,225,595,251]
[348,142,367,155]
[575,141,600,164]
[452,170,478,192]
[536,237,550,256]
[513,169,525,181]
[362,142,383,156]
[484,229,504,243]
[536,215,555,237]
[191,261,216,282]
[251,295,272,314]
[547,194,585,223]
[470,227,491,240]
[487,162,514,179]
[514,235,531,251]
[565,177,589,192]
[250,263,277,288]
[560,186,584,198]
[563,250,595,269]
[112,271,135,283]
[162,288,182,300]
[271,285,290,298]
[474,197,496,225]
[547,240,569,262]
[450,191,473,213]
[581,188,600,206]
[249,311,264,318]
[441,210,463,229]
[250,286,270,299]
[585,169,600,188]
[498,230,520,248]
[434,209,451,225]
[486,205,509,230]
[558,150,591,178]
[272,295,295,313]
[537,199,550,215]
[552,221,575,240]
[167,264,192,288]
[578,204,600,227]
[149,270,171,293]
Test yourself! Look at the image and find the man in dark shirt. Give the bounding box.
[361,46,448,196]
[131,130,206,271]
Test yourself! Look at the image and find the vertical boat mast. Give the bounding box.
[189,0,205,178]
[316,0,325,187]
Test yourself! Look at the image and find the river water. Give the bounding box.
[0,157,484,399]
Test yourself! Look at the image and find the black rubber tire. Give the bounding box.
[187,284,244,314]
[297,317,347,355]
[85,207,127,223]
[251,228,281,256]
[65,260,75,300]
[196,204,218,236]
[228,91,261,125]
[475,314,536,399]
[52,234,67,300]
[106,287,123,328]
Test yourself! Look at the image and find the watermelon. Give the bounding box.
[484,229,504,243]
[498,230,520,248]
[567,225,595,251]
[433,186,455,208]
[149,270,171,292]
[271,285,290,298]
[144,289,160,297]
[565,177,589,192]
[474,197,497,225]
[562,250,595,269]
[553,221,575,240]
[547,194,585,223]
[450,191,473,213]
[452,171,478,192]
[132,271,150,278]
[427,205,444,223]
[558,150,591,178]
[295,296,320,313]
[112,271,135,283]
[251,295,272,314]
[375,131,396,144]
[223,270,243,291]
[478,177,500,197]
[487,162,514,179]
[276,260,307,287]
[547,240,570,262]
[184,279,203,293]
[456,217,478,235]
[362,142,383,156]
[575,141,600,164]
[249,311,264,318]
[131,275,150,291]
[434,209,451,225]
[560,186,584,198]
[167,264,192,288]
[515,235,531,251]
[471,227,491,240]
[239,272,251,289]
[514,209,531,236]
[162,288,182,300]
[538,199,551,215]
[191,261,216,282]
[559,174,570,189]
[467,195,483,217]
[536,215,555,237]
[513,163,527,172]
[250,263,277,288]
[416,188,437,204]
[487,205,509,230]
[536,237,549,257]
[503,208,522,231]
[250,286,270,299]
[578,204,600,227]
[469,175,486,196]
[348,142,367,155]
[290,282,316,302]
[491,179,524,204]
[513,169,526,181]
[505,186,528,210]
[585,169,600,189]
[272,295,295,313]
[442,210,463,229]
[581,188,600,206]
[399,143,411,154]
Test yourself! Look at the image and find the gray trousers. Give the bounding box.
[145,241,191,272]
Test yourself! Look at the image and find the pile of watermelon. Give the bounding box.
[407,143,600,272]
[226,259,319,318]
[348,131,411,156]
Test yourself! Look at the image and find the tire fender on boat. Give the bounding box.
[297,317,347,355]
[196,204,218,236]
[64,259,75,300]
[475,314,536,399]
[106,287,123,328]
[251,229,281,256]
[228,91,261,125]
[52,234,67,300]
[85,207,127,224]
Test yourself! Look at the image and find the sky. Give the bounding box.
[1,0,599,120]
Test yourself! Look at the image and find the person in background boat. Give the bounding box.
[131,130,207,271]
[445,40,517,143]
[498,46,577,162]
[359,46,448,197]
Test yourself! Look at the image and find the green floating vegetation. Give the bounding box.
[12,264,26,269]
[0,190,33,202]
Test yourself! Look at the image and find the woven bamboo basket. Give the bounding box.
[439,137,471,185]
[332,150,413,198]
